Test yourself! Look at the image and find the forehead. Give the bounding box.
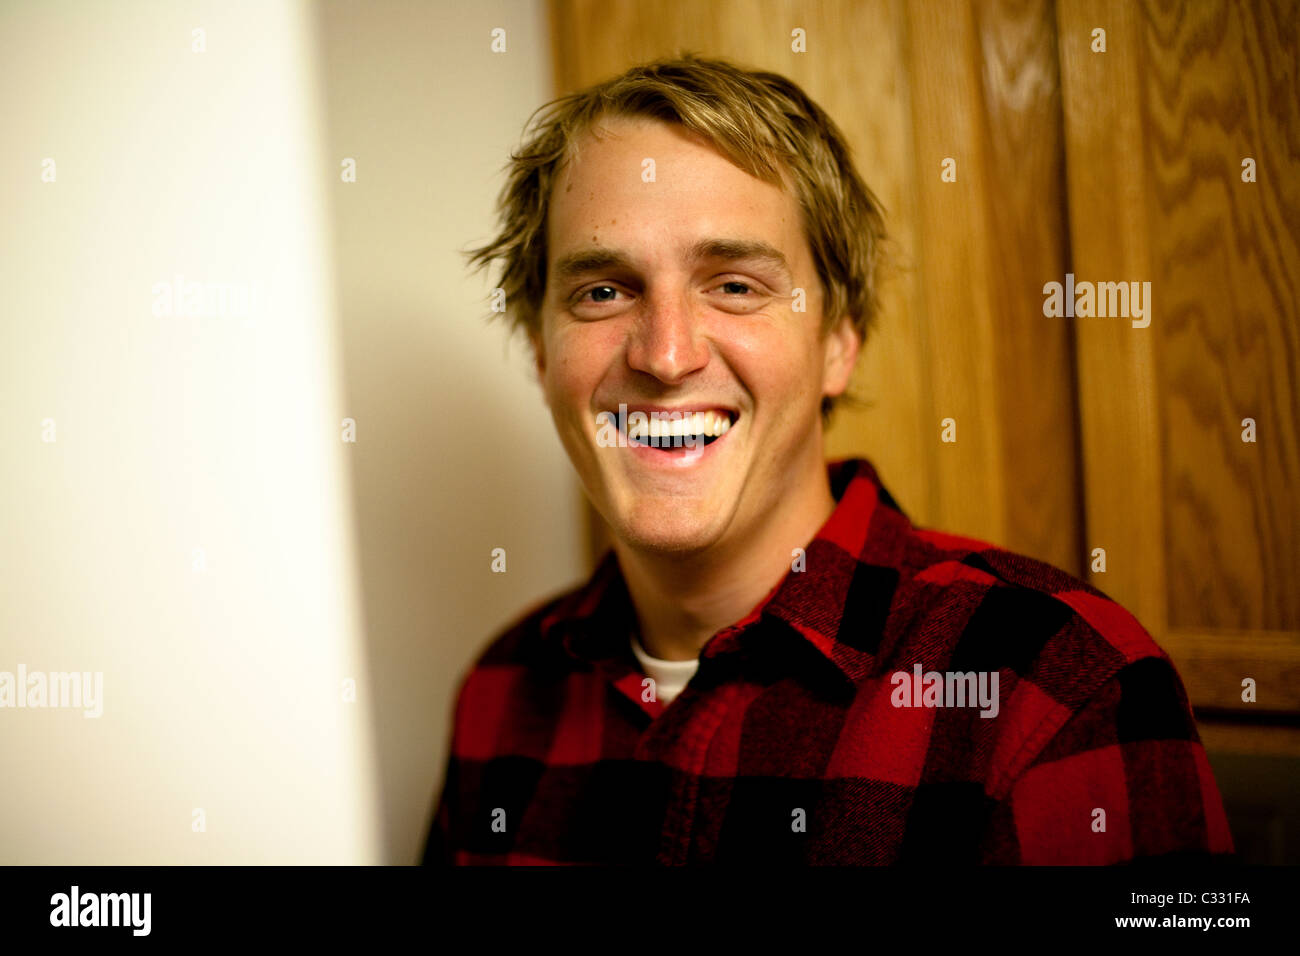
[546,116,804,262]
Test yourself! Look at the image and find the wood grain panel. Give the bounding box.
[1060,0,1299,712]
[1137,0,1300,631]
[1058,0,1168,635]
[905,0,1080,570]
[1166,627,1300,712]
[903,0,1010,547]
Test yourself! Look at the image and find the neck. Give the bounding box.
[615,456,837,662]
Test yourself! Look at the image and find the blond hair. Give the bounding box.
[467,53,889,414]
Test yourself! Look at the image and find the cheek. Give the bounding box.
[546,325,618,401]
[713,320,823,398]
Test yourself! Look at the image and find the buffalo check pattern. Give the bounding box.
[424,458,1234,865]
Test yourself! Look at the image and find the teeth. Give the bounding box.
[617,410,734,440]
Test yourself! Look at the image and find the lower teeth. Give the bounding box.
[633,434,718,449]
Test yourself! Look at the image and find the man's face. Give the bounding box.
[534,116,858,555]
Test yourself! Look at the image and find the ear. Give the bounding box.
[821,315,861,401]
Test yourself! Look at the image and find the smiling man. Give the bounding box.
[423,55,1233,865]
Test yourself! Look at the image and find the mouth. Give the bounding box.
[608,407,739,453]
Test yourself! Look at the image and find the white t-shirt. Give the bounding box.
[630,633,700,705]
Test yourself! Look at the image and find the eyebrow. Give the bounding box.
[550,238,794,285]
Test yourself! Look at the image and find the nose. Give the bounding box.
[625,289,710,385]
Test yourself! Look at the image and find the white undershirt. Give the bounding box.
[630,633,700,705]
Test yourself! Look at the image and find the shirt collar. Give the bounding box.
[538,458,912,684]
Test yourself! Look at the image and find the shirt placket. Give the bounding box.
[633,625,752,864]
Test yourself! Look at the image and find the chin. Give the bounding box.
[611,508,728,556]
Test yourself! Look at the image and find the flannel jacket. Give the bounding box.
[424,458,1234,865]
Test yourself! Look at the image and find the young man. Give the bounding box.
[424,55,1233,864]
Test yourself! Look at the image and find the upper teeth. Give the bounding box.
[625,410,732,439]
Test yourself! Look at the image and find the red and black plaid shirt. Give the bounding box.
[425,458,1233,864]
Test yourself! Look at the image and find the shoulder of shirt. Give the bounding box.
[892,521,1174,710]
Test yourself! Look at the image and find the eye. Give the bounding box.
[708,277,773,314]
[718,281,754,295]
[576,284,625,304]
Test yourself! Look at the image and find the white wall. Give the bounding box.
[0,0,381,863]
